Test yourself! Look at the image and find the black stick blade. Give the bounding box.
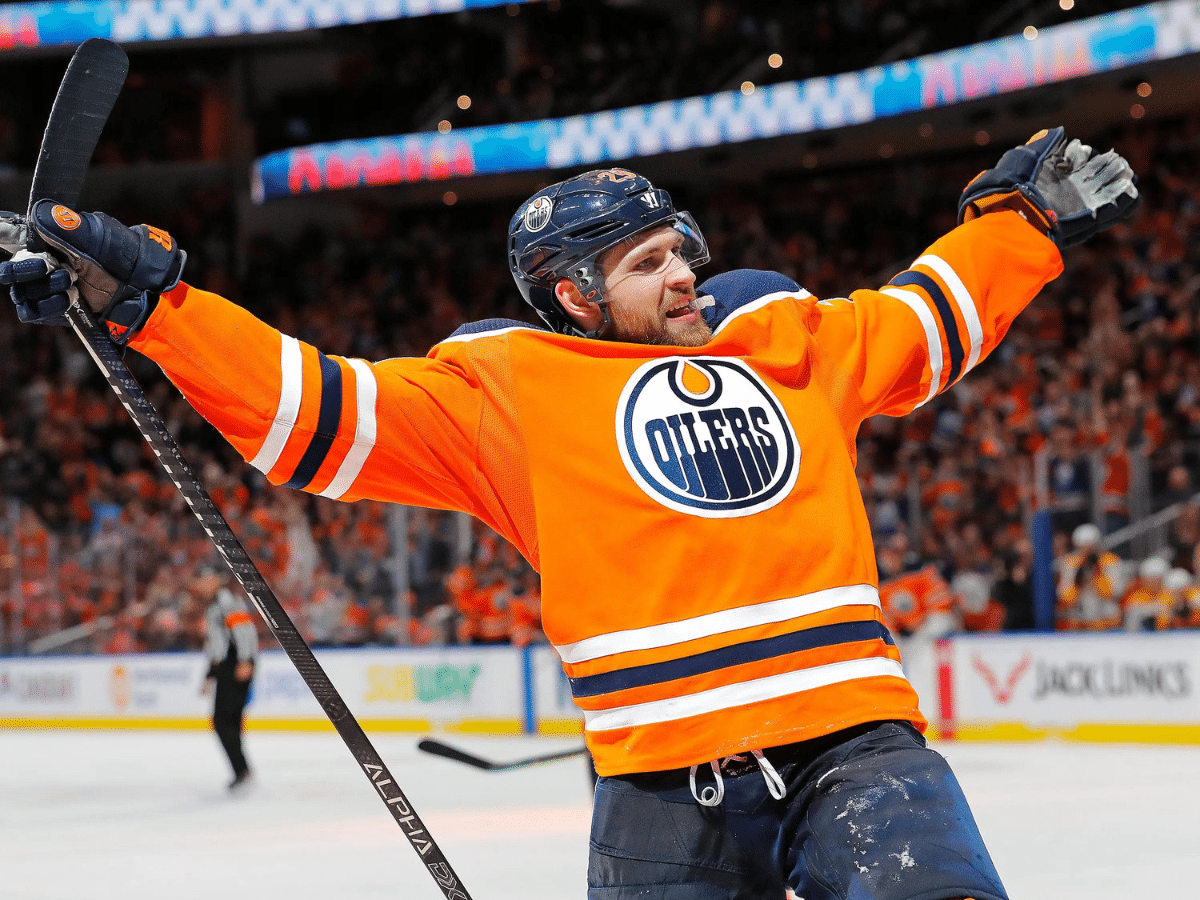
[28,38,129,217]
[418,738,589,772]
[418,739,499,770]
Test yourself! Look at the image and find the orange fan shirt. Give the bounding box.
[129,211,1062,775]
[878,566,954,637]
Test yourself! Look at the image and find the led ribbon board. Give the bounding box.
[0,0,520,49]
[251,1,1198,201]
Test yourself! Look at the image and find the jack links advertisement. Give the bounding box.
[251,1,1198,201]
[938,632,1200,737]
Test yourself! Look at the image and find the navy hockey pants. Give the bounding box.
[587,721,1007,900]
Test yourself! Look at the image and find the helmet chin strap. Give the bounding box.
[567,268,613,340]
[582,298,613,339]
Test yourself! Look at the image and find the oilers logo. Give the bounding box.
[523,196,553,232]
[616,358,799,517]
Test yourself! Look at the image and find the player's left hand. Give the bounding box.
[958,126,1140,248]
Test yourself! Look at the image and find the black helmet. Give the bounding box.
[508,168,709,338]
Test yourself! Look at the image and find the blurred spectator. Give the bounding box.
[877,543,959,639]
[1123,556,1171,631]
[953,571,1004,633]
[1056,524,1124,630]
[991,540,1036,631]
[7,108,1200,648]
[1160,567,1200,628]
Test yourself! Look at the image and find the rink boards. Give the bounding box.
[3,634,1200,743]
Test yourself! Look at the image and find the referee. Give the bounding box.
[200,568,258,790]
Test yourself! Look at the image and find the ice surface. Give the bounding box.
[1,729,1197,899]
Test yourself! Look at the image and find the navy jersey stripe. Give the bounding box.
[447,317,543,339]
[284,352,343,490]
[889,270,964,388]
[569,619,895,699]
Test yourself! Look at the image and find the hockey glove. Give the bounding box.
[0,210,75,327]
[25,200,185,343]
[0,251,77,328]
[958,126,1140,248]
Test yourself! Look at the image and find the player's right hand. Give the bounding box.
[0,249,76,328]
[24,200,187,344]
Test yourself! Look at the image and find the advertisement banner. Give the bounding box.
[0,654,209,719]
[943,632,1200,738]
[528,645,582,734]
[0,646,526,731]
[251,646,524,728]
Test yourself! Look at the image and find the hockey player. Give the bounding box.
[2,127,1137,900]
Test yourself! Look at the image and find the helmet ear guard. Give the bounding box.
[508,170,709,338]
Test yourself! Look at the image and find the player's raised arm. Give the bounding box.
[806,126,1138,423]
[0,200,492,516]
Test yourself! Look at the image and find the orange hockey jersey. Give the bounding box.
[129,211,1062,775]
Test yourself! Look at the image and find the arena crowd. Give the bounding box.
[2,108,1200,655]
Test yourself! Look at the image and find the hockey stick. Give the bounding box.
[28,40,472,900]
[418,738,589,772]
[25,38,128,255]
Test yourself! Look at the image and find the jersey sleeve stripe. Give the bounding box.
[319,358,379,500]
[569,619,894,698]
[913,253,983,374]
[283,352,343,490]
[249,334,303,474]
[556,583,880,664]
[880,287,942,406]
[889,270,964,387]
[581,657,905,731]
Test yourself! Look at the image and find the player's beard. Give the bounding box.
[608,294,712,347]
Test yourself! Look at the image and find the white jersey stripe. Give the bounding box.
[319,358,378,500]
[438,325,539,345]
[582,656,906,732]
[555,583,880,665]
[881,287,942,406]
[913,254,983,376]
[250,334,303,474]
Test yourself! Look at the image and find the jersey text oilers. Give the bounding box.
[129,212,1063,775]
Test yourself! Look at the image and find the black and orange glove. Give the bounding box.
[0,200,186,343]
[958,126,1139,248]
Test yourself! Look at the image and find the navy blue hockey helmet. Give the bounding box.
[508,168,709,338]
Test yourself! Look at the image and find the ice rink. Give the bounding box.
[2,728,1197,900]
